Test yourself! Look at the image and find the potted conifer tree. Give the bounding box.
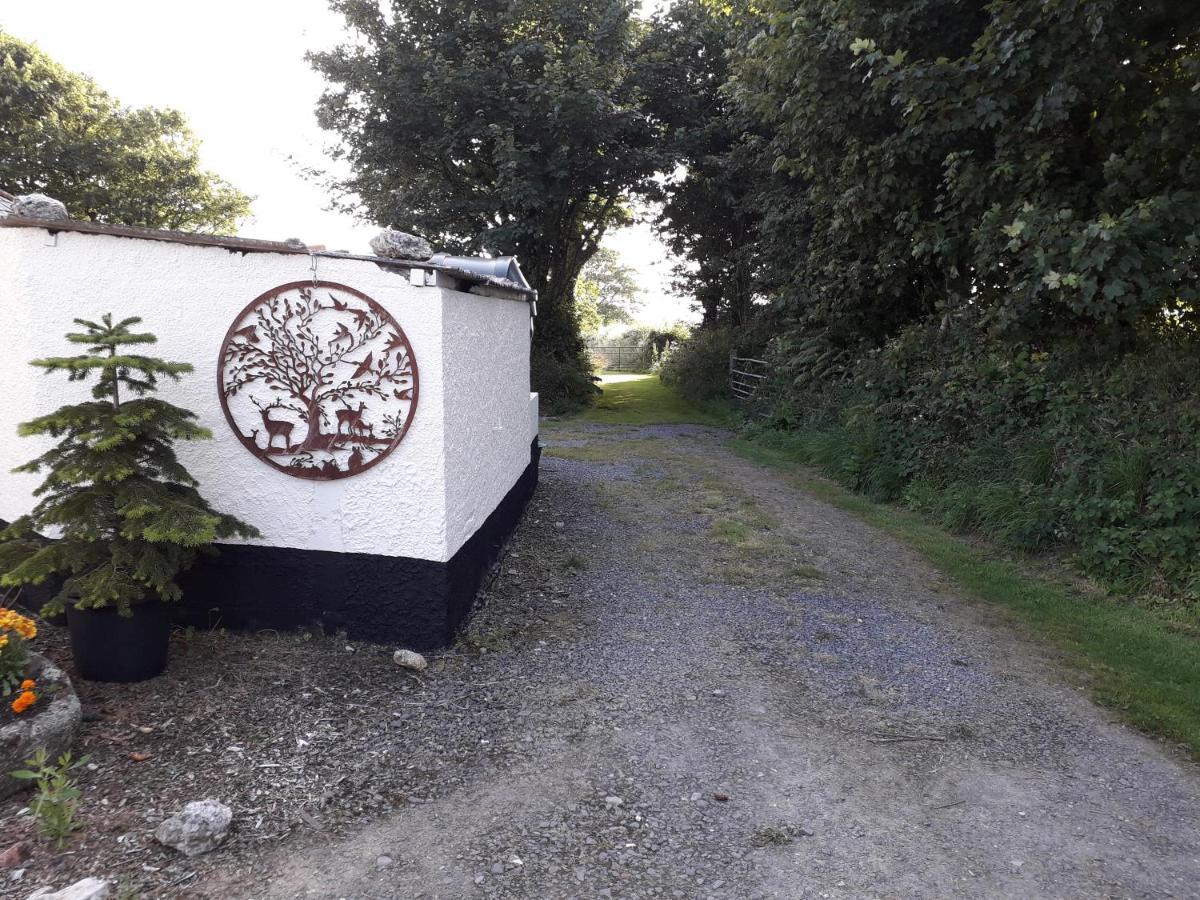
[0,315,258,682]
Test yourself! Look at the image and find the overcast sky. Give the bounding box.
[3,1,693,325]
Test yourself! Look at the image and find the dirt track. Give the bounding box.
[243,422,1200,899]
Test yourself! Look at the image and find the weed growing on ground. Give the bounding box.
[750,823,813,847]
[11,749,88,846]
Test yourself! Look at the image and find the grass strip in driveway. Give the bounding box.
[731,436,1200,758]
[576,374,731,426]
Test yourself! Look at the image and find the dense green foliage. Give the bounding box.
[656,1,1200,599]
[311,0,667,412]
[575,248,643,332]
[0,316,258,616]
[0,32,251,231]
[760,334,1200,597]
[588,323,688,373]
[657,326,734,403]
[735,0,1200,346]
[640,0,765,328]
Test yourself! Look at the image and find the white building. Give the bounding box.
[0,212,539,648]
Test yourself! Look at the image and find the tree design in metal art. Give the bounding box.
[218,281,418,479]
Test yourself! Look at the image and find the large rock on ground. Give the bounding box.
[154,799,233,856]
[11,194,69,221]
[27,878,111,900]
[393,648,428,671]
[370,229,433,260]
[1,655,82,800]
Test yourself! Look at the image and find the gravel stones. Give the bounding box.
[26,878,110,900]
[248,420,1200,899]
[154,799,232,856]
[10,194,69,221]
[9,419,1200,898]
[369,229,433,260]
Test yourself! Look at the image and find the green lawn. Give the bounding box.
[732,436,1200,757]
[575,374,730,426]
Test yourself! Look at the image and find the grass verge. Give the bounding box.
[731,435,1200,757]
[575,374,732,426]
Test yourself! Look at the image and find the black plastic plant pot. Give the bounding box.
[66,600,170,683]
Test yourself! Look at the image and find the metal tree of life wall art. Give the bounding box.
[218,281,418,480]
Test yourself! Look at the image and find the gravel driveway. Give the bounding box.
[229,422,1200,899]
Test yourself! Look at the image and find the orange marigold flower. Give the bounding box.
[20,679,36,691]
[10,691,36,714]
[0,609,37,640]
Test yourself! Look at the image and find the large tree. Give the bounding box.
[733,0,1200,348]
[0,31,251,232]
[639,0,766,330]
[575,247,642,330]
[310,0,663,410]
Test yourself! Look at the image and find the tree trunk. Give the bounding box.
[299,397,325,450]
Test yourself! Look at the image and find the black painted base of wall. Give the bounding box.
[175,438,540,650]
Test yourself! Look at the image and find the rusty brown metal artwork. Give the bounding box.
[218,281,419,480]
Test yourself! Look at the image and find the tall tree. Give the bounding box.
[310,0,662,411]
[575,247,642,329]
[640,0,765,330]
[0,32,251,233]
[732,0,1200,348]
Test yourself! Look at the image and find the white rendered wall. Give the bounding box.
[0,226,533,563]
[440,288,533,556]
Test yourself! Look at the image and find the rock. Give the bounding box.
[154,799,232,857]
[11,194,69,221]
[1,655,83,800]
[393,649,428,672]
[370,229,433,260]
[26,878,111,900]
[375,855,394,870]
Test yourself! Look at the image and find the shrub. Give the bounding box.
[746,323,1200,599]
[531,344,599,415]
[658,327,734,403]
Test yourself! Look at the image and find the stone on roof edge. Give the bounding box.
[0,215,536,300]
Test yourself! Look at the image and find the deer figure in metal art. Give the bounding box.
[257,404,295,452]
[336,400,367,436]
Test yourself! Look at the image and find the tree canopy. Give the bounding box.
[311,0,664,411]
[655,0,1200,599]
[0,31,251,232]
[575,247,642,332]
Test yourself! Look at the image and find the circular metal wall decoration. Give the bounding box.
[218,281,418,480]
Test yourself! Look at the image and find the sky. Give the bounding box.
[3,0,694,326]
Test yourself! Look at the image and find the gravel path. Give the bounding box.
[220,421,1200,900]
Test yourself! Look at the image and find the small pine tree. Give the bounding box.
[0,315,259,616]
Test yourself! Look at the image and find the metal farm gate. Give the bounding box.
[591,345,643,372]
[729,353,770,411]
